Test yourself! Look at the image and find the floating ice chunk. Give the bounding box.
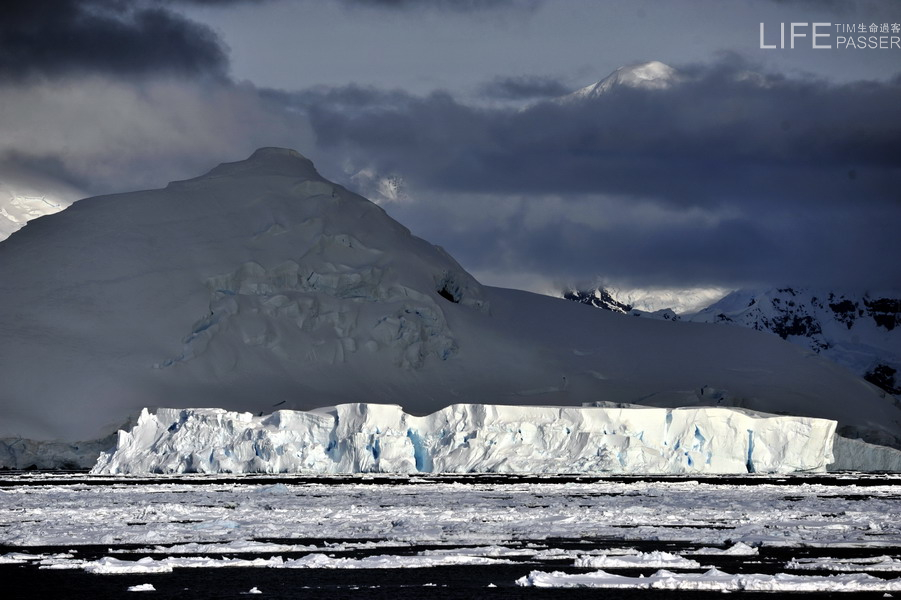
[282,553,514,569]
[788,556,901,572]
[574,551,701,569]
[420,546,541,558]
[87,557,173,574]
[77,553,513,573]
[127,583,156,592]
[689,542,759,556]
[92,403,838,475]
[128,541,317,555]
[0,552,40,564]
[82,556,286,574]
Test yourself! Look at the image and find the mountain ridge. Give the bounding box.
[1,148,899,467]
[566,285,901,396]
[559,60,678,103]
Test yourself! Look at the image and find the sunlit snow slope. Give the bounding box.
[92,404,837,475]
[0,148,899,462]
[559,61,678,103]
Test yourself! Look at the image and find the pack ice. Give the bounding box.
[1,147,899,469]
[91,403,837,475]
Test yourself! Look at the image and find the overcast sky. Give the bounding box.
[2,0,899,295]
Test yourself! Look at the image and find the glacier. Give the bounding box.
[91,403,837,475]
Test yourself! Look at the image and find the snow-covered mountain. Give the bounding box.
[0,180,76,241]
[559,61,678,103]
[567,286,901,396]
[561,285,727,321]
[1,149,899,468]
[689,288,901,395]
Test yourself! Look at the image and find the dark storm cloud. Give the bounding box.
[387,189,901,290]
[0,151,97,196]
[340,0,541,12]
[446,213,782,286]
[265,85,417,113]
[293,58,901,288]
[303,61,901,208]
[0,0,228,80]
[0,75,316,200]
[478,76,571,100]
[163,0,270,4]
[766,0,885,13]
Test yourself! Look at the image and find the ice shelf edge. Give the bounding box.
[91,403,838,475]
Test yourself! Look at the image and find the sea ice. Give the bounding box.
[73,553,514,574]
[574,551,702,569]
[787,556,901,572]
[516,567,901,591]
[689,542,759,556]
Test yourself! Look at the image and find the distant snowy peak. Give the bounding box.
[563,288,634,314]
[563,288,679,322]
[564,61,678,102]
[0,179,78,242]
[0,195,68,240]
[692,288,900,336]
[564,285,730,318]
[347,165,409,205]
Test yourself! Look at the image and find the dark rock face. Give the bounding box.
[865,364,900,396]
[828,295,900,333]
[865,298,900,332]
[564,289,633,314]
[829,298,858,329]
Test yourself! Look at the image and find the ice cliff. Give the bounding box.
[92,404,837,475]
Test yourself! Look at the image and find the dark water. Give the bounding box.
[4,561,899,599]
[4,539,900,599]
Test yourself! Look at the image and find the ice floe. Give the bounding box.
[787,555,901,572]
[574,551,702,569]
[516,567,901,591]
